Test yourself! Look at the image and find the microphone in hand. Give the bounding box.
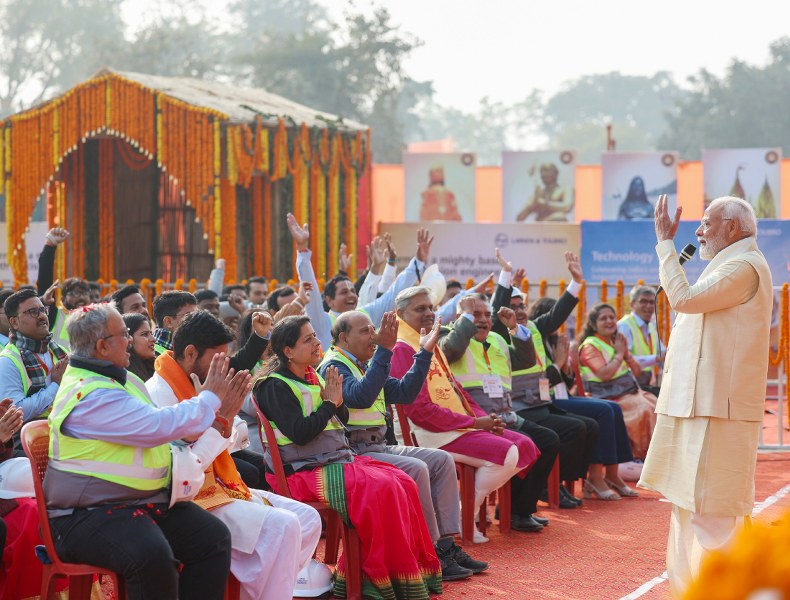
[657,244,696,295]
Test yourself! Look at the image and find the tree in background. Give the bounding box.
[661,37,790,159]
[0,0,126,116]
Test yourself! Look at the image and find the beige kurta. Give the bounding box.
[638,237,772,517]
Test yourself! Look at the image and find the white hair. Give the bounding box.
[395,286,431,312]
[66,303,120,357]
[708,196,757,236]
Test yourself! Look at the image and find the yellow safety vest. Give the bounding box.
[515,321,551,376]
[50,309,71,352]
[0,343,63,399]
[618,314,658,358]
[48,366,171,491]
[319,348,386,427]
[451,331,512,391]
[262,372,344,445]
[578,336,630,383]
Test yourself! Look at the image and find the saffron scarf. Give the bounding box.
[395,317,474,420]
[154,351,252,510]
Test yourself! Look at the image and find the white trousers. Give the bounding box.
[667,504,743,598]
[214,491,321,600]
[449,445,521,512]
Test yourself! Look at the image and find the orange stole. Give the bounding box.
[154,351,253,511]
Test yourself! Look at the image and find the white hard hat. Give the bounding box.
[294,559,333,598]
[0,457,35,499]
[169,443,206,508]
[420,263,447,307]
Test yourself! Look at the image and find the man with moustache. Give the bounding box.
[617,285,663,395]
[638,195,773,597]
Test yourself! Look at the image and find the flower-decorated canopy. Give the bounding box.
[1,68,372,285]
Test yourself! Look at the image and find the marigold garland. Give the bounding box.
[599,279,608,303]
[539,279,548,299]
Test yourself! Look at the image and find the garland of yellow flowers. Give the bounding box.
[220,178,237,281]
[615,280,625,319]
[558,279,567,333]
[684,510,790,600]
[539,279,547,298]
[327,134,341,276]
[767,283,790,425]
[599,279,608,303]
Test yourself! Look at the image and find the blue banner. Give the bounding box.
[581,220,790,285]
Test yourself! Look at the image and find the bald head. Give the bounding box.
[332,310,377,362]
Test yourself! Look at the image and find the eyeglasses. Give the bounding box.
[101,329,132,341]
[699,217,732,232]
[16,306,48,318]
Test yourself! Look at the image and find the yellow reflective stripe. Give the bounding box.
[54,458,169,482]
[0,345,30,394]
[319,349,386,426]
[578,337,630,382]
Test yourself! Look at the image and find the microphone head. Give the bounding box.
[679,243,697,263]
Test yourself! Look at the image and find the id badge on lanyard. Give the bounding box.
[482,374,504,399]
[538,377,551,402]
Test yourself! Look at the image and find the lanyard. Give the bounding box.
[482,346,494,373]
[33,351,52,375]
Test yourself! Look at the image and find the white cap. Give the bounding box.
[169,443,206,508]
[0,457,35,499]
[294,559,333,597]
[420,264,447,307]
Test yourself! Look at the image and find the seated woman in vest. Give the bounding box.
[254,315,442,600]
[528,298,636,501]
[577,304,657,465]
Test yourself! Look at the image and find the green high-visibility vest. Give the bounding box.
[261,372,344,445]
[319,348,385,427]
[450,331,512,391]
[48,366,171,491]
[0,343,63,400]
[618,314,658,357]
[578,336,630,383]
[514,321,551,377]
[50,309,70,352]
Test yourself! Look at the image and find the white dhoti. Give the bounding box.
[211,489,322,600]
[638,414,760,597]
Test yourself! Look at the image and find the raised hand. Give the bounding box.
[497,306,517,330]
[565,252,583,284]
[511,267,526,290]
[338,243,352,273]
[471,273,495,294]
[383,232,397,262]
[45,227,70,247]
[196,353,232,397]
[369,236,387,274]
[228,293,246,315]
[654,194,682,243]
[218,370,253,421]
[458,295,476,315]
[215,258,226,270]
[375,311,399,350]
[50,356,69,385]
[613,332,628,357]
[495,247,512,272]
[251,311,273,338]
[419,316,442,353]
[286,212,310,251]
[416,227,434,264]
[553,333,570,369]
[42,280,60,306]
[0,400,23,443]
[320,366,344,408]
[296,281,313,306]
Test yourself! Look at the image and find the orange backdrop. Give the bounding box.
[372,160,790,227]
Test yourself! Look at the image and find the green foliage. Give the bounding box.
[660,38,790,159]
[0,0,126,116]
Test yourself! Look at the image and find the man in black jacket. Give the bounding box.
[491,250,598,508]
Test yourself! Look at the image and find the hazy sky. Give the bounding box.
[320,0,790,111]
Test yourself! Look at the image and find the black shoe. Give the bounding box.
[560,485,583,506]
[510,514,544,532]
[451,543,489,574]
[437,546,473,581]
[531,515,549,527]
[539,486,579,509]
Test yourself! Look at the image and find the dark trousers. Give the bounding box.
[508,418,559,517]
[50,502,231,600]
[553,396,634,465]
[232,448,269,490]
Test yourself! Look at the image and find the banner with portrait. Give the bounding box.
[403,152,476,222]
[702,148,782,218]
[601,152,678,221]
[502,150,576,223]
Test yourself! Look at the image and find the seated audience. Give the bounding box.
[123,312,156,381]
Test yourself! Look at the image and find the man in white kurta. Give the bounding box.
[147,363,323,600]
[638,195,773,597]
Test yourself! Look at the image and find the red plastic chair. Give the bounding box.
[394,404,511,545]
[20,421,127,600]
[253,404,362,600]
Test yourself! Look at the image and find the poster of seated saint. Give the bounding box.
[403,152,476,222]
[502,150,576,222]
